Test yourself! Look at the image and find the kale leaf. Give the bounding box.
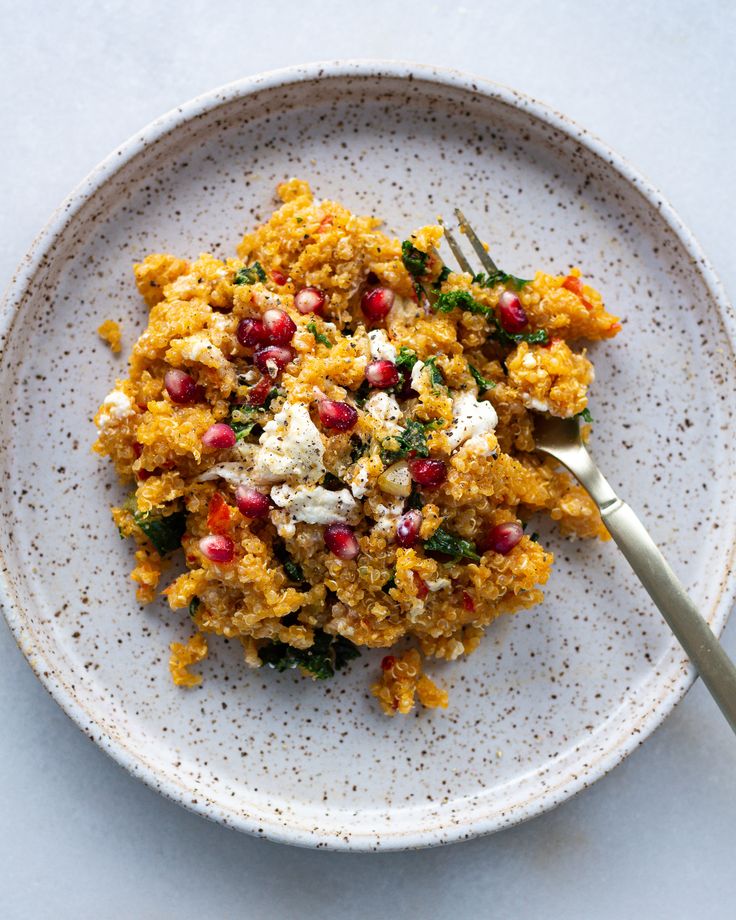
[575,408,594,423]
[188,597,201,619]
[433,289,548,347]
[472,270,531,290]
[395,345,419,374]
[284,559,306,583]
[401,240,429,277]
[307,321,333,348]
[134,509,186,556]
[424,526,480,562]
[234,262,267,285]
[436,265,453,284]
[259,628,360,679]
[381,417,440,463]
[468,363,496,393]
[423,356,446,389]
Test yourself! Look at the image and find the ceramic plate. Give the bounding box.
[1,62,735,850]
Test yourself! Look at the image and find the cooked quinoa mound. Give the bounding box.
[93,178,621,716]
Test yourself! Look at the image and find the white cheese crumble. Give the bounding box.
[522,352,537,369]
[195,462,253,485]
[270,483,358,525]
[363,392,403,436]
[98,389,134,427]
[525,397,551,413]
[410,360,425,390]
[425,577,452,592]
[446,391,498,452]
[371,496,405,534]
[253,401,324,484]
[178,332,222,364]
[348,460,371,499]
[368,328,397,363]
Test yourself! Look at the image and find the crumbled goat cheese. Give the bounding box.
[368,329,397,362]
[425,577,451,592]
[253,402,324,483]
[446,391,498,451]
[270,483,358,525]
[363,392,403,436]
[525,397,551,413]
[410,360,425,390]
[195,462,253,486]
[98,390,134,427]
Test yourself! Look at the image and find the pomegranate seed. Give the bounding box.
[498,291,528,333]
[254,345,294,377]
[381,655,396,671]
[324,522,360,560]
[263,308,296,345]
[237,317,267,347]
[246,376,273,406]
[396,510,422,547]
[408,458,447,487]
[164,369,203,405]
[462,591,475,612]
[137,469,152,481]
[318,398,358,431]
[132,442,143,458]
[294,286,325,315]
[202,423,237,449]
[199,534,235,563]
[365,359,399,388]
[361,287,394,321]
[271,269,287,285]
[481,521,524,555]
[414,572,429,600]
[234,485,271,518]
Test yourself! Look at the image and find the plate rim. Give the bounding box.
[1,59,735,851]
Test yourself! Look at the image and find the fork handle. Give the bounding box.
[580,459,736,732]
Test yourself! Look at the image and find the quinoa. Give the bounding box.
[93,178,621,715]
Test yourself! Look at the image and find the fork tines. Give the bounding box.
[439,210,499,275]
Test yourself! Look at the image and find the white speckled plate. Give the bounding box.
[1,62,735,850]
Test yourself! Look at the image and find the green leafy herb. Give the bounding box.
[259,628,360,680]
[434,289,482,315]
[353,379,371,408]
[189,597,201,619]
[436,265,452,284]
[349,434,369,463]
[468,363,496,393]
[395,346,419,374]
[283,559,306,583]
[424,526,480,562]
[472,270,531,290]
[423,356,445,389]
[530,532,540,543]
[401,240,429,278]
[307,321,333,348]
[234,262,267,285]
[134,509,186,556]
[433,289,548,347]
[575,408,594,424]
[407,488,424,510]
[382,572,397,593]
[381,417,441,463]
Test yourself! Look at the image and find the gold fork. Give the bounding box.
[442,210,736,733]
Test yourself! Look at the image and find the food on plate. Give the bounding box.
[93,178,620,715]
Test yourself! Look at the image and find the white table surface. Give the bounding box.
[2,1,735,916]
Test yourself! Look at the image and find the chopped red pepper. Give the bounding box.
[381,655,396,671]
[462,591,475,612]
[207,491,232,534]
[562,275,593,310]
[317,214,334,233]
[414,572,429,600]
[270,269,287,286]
